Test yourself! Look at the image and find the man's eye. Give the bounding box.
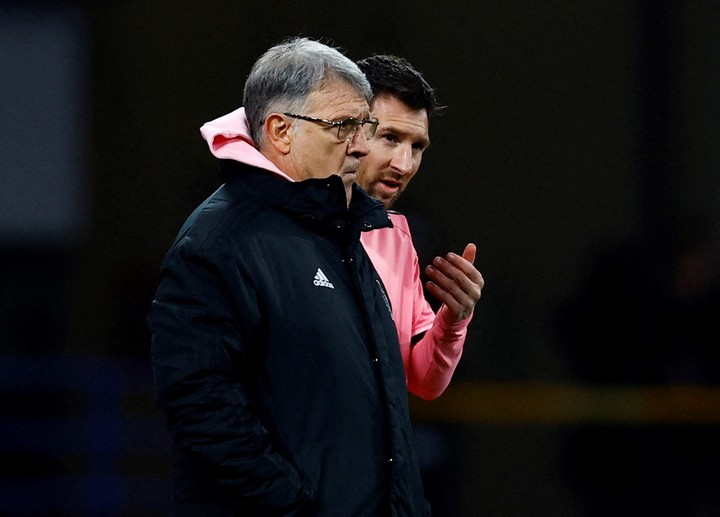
[340,119,357,131]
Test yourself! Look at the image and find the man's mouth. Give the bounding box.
[378,178,402,192]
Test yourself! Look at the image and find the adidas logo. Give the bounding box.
[313,268,334,289]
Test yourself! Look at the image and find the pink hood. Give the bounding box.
[199,107,294,181]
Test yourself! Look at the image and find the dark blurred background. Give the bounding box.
[2,1,719,515]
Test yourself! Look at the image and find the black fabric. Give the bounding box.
[149,161,429,516]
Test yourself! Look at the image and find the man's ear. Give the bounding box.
[263,113,292,154]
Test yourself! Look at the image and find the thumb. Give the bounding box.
[462,243,477,264]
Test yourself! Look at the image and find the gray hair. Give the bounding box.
[243,36,372,148]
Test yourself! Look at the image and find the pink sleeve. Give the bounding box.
[406,310,471,400]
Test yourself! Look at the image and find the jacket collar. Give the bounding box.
[219,160,393,234]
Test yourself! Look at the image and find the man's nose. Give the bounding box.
[346,127,369,157]
[392,146,413,175]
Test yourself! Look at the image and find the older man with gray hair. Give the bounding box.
[148,37,429,516]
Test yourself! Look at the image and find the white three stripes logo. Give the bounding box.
[313,268,334,289]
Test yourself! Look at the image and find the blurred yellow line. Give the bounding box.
[409,382,720,425]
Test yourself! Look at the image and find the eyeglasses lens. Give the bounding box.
[338,119,377,140]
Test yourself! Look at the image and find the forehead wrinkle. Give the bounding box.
[307,81,369,121]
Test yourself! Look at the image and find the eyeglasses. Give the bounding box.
[283,113,379,141]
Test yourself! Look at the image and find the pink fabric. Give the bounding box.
[199,107,294,181]
[200,107,470,399]
[361,214,435,359]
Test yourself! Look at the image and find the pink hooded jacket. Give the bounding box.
[199,108,470,399]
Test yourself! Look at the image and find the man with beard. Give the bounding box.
[357,54,484,400]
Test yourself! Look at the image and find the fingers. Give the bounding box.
[425,259,483,307]
[424,243,484,323]
[431,248,484,290]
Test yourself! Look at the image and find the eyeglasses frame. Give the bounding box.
[282,112,379,141]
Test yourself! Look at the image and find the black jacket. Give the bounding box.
[149,161,429,516]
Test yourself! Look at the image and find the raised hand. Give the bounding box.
[425,243,484,323]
